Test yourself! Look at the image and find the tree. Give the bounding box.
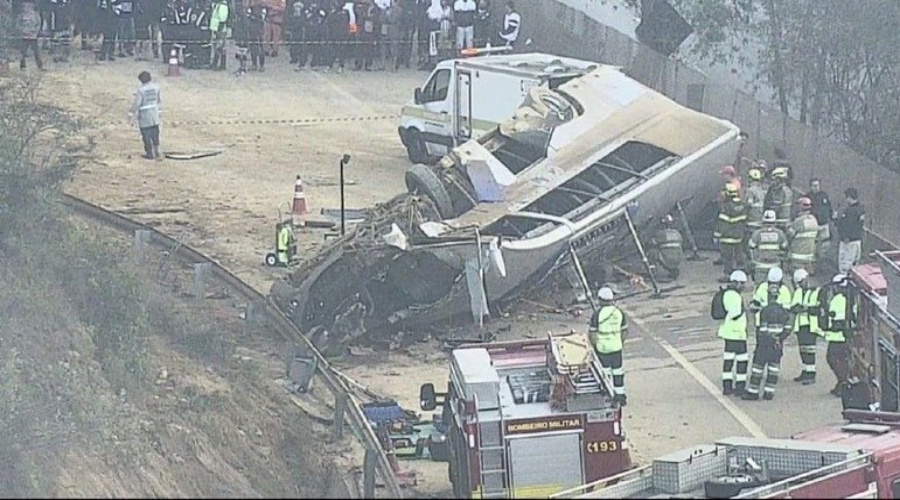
[660,0,900,170]
[0,76,94,234]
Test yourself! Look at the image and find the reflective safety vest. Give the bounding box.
[787,213,819,262]
[791,285,821,334]
[752,282,792,326]
[745,183,766,227]
[823,292,855,343]
[748,226,787,266]
[715,197,747,245]
[277,225,292,252]
[758,302,791,340]
[717,288,747,341]
[590,305,625,354]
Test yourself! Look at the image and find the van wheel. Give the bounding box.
[405,129,429,164]
[405,164,455,220]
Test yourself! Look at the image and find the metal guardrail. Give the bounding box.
[58,193,404,499]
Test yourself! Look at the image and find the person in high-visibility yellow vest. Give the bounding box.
[823,274,856,397]
[589,287,628,406]
[790,268,822,385]
[750,266,792,329]
[276,221,295,266]
[717,269,749,396]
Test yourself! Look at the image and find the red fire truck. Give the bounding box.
[547,251,900,499]
[419,332,632,498]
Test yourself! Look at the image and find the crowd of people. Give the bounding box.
[589,151,868,410]
[8,0,523,73]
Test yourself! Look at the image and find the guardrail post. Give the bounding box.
[363,449,376,498]
[332,394,347,442]
[133,230,152,263]
[193,262,212,300]
[242,301,258,335]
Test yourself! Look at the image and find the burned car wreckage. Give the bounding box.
[270,64,742,352]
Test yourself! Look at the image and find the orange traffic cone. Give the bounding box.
[292,175,308,216]
[167,49,180,77]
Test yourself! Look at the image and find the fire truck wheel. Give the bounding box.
[405,164,455,220]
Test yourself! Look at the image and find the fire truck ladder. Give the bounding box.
[474,392,509,499]
[550,333,611,397]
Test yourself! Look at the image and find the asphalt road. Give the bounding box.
[615,252,844,464]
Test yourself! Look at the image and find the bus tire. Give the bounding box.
[405,164,455,220]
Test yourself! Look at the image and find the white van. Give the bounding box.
[398,52,599,164]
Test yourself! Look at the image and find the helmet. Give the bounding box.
[793,268,809,283]
[767,267,784,283]
[763,210,776,223]
[757,160,767,170]
[729,270,748,283]
[772,167,788,179]
[720,165,737,177]
[662,214,675,225]
[724,182,739,194]
[798,197,812,209]
[832,274,848,285]
[597,287,614,301]
[748,168,762,181]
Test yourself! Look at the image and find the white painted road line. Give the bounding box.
[656,339,767,439]
[624,307,768,439]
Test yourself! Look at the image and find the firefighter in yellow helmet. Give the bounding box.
[764,167,793,229]
[787,197,820,275]
[715,181,748,281]
[744,167,767,232]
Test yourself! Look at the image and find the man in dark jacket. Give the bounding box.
[807,178,833,265]
[135,0,165,59]
[248,4,267,71]
[96,0,118,61]
[835,187,864,275]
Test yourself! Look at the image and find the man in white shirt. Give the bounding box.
[498,0,519,47]
[453,0,476,50]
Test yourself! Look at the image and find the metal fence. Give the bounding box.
[513,0,897,249]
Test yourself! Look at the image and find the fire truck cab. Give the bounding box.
[419,332,631,498]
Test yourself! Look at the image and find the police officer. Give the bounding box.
[590,287,628,406]
[791,268,821,385]
[744,167,766,233]
[276,220,296,266]
[823,274,856,396]
[715,182,748,281]
[748,210,787,284]
[649,214,684,281]
[750,266,792,330]
[128,70,162,160]
[787,197,819,275]
[764,167,793,229]
[716,270,749,396]
[742,283,792,401]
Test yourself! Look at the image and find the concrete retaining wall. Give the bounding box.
[505,0,897,248]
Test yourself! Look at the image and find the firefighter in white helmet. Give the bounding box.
[712,269,749,395]
[750,266,792,330]
[589,286,628,406]
[790,268,822,385]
